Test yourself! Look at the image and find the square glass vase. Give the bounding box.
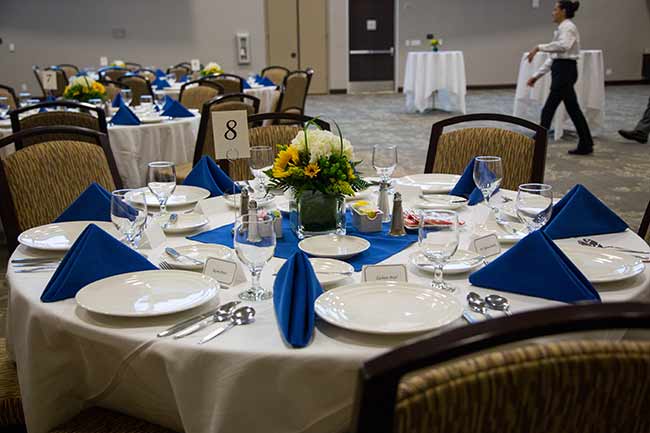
[290,190,346,240]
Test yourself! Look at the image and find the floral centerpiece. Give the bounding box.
[110,59,126,68]
[200,62,223,77]
[63,76,107,102]
[427,34,442,52]
[265,122,367,238]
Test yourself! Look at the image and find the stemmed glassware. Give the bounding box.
[418,210,460,293]
[166,74,177,86]
[473,155,503,221]
[234,211,276,301]
[516,183,553,232]
[146,161,176,218]
[372,144,398,183]
[139,95,154,115]
[111,189,148,249]
[249,146,274,199]
[154,92,166,111]
[18,92,32,108]
[121,88,133,106]
[0,97,9,119]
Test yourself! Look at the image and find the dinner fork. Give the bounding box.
[577,238,650,255]
[158,261,174,270]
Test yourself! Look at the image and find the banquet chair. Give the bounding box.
[639,199,650,243]
[100,68,128,82]
[102,80,129,102]
[56,64,80,80]
[0,338,25,430]
[167,64,192,81]
[204,73,245,94]
[0,126,122,251]
[178,79,224,110]
[124,62,142,72]
[275,69,314,118]
[261,65,290,87]
[425,113,548,190]
[10,101,108,149]
[117,75,154,106]
[352,302,650,433]
[0,84,18,109]
[33,66,68,98]
[135,68,156,83]
[176,94,260,182]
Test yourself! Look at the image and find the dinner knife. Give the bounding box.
[157,301,240,337]
[172,301,240,339]
[11,257,62,264]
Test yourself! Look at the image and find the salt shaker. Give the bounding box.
[377,181,392,223]
[389,192,406,237]
[246,200,260,241]
[239,187,250,221]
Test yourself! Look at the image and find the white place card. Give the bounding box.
[139,220,167,249]
[203,257,247,288]
[99,56,108,66]
[470,233,500,258]
[362,264,408,283]
[211,110,251,160]
[42,70,58,90]
[190,59,201,72]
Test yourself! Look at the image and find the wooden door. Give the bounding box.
[266,0,299,71]
[299,0,329,94]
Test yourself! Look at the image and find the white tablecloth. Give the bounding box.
[7,184,650,433]
[514,49,605,140]
[159,85,280,114]
[403,51,467,114]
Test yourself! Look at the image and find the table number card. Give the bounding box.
[203,257,247,288]
[99,56,108,67]
[211,110,251,160]
[362,264,408,283]
[42,71,58,91]
[190,59,201,72]
[470,233,500,258]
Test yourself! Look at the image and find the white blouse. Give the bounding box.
[533,19,581,78]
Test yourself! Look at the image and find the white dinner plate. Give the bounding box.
[558,245,645,283]
[298,234,370,259]
[309,258,355,286]
[413,194,468,210]
[492,221,528,244]
[346,189,374,202]
[315,281,462,334]
[162,212,209,234]
[126,185,210,208]
[164,244,234,270]
[396,173,460,194]
[76,270,219,317]
[18,221,119,252]
[410,249,483,274]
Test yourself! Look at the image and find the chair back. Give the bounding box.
[32,65,46,97]
[639,200,650,243]
[352,302,650,433]
[0,126,121,251]
[100,68,128,82]
[204,74,245,94]
[102,80,129,102]
[261,66,290,86]
[0,84,18,109]
[167,66,191,81]
[135,68,156,83]
[124,62,142,72]
[57,64,80,80]
[426,113,547,190]
[10,101,108,149]
[178,79,224,110]
[276,69,313,115]
[34,67,68,98]
[118,75,154,106]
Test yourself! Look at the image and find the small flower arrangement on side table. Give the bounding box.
[426,34,442,52]
[201,62,224,77]
[63,76,107,102]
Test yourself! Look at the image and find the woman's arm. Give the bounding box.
[538,25,577,53]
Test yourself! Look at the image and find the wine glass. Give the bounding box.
[121,88,133,106]
[111,189,147,248]
[473,155,503,212]
[18,92,32,108]
[372,144,398,183]
[166,74,177,86]
[418,210,459,293]
[146,161,176,218]
[516,183,553,232]
[154,92,166,111]
[139,95,153,114]
[234,211,276,301]
[0,97,9,119]
[249,146,273,198]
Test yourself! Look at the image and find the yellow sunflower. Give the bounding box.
[304,163,320,178]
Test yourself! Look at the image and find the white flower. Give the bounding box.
[291,129,354,163]
[111,60,125,67]
[69,76,96,89]
[204,62,223,73]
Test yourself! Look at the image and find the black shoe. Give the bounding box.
[568,146,593,155]
[618,129,648,144]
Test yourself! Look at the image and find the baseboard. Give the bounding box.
[468,84,517,90]
[604,79,650,86]
[329,89,347,94]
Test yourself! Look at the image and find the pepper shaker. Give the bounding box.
[389,192,406,237]
[246,200,260,242]
[377,181,392,223]
[240,187,249,222]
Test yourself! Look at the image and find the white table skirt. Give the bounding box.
[159,85,280,114]
[514,49,605,140]
[7,184,650,433]
[403,51,467,114]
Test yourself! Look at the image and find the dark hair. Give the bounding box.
[558,1,580,18]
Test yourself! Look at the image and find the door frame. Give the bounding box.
[345,0,400,93]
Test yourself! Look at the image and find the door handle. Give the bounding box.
[349,49,394,55]
[290,52,297,58]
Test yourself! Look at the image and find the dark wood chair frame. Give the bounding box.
[425,113,548,183]
[56,63,80,74]
[0,83,19,109]
[275,68,314,116]
[208,73,246,94]
[134,68,157,79]
[639,200,650,240]
[124,62,142,71]
[98,66,128,81]
[352,302,650,433]
[117,75,155,101]
[261,65,290,86]
[0,126,122,252]
[99,79,129,90]
[9,101,109,150]
[178,79,225,102]
[247,112,330,130]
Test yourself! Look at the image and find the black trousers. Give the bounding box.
[540,59,594,148]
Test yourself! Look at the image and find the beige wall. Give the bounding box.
[328,0,348,90]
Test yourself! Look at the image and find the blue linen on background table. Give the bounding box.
[111,93,123,108]
[183,156,241,197]
[273,251,323,348]
[178,75,189,83]
[543,184,628,240]
[469,230,600,303]
[41,224,158,302]
[255,75,275,87]
[152,77,171,90]
[54,183,112,223]
[111,101,140,125]
[189,212,418,272]
[161,99,193,118]
[449,158,497,206]
[155,69,166,78]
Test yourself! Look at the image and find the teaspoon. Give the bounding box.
[467,292,492,318]
[485,294,512,316]
[199,306,256,344]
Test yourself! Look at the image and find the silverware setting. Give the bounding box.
[165,246,204,266]
[418,194,468,205]
[199,306,256,344]
[14,265,59,273]
[11,257,61,264]
[158,261,174,270]
[577,238,650,256]
[272,270,354,276]
[496,218,525,236]
[467,292,513,318]
[172,301,242,339]
[157,301,241,338]
[467,292,492,318]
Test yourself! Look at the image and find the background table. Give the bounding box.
[7,185,650,433]
[403,51,467,114]
[514,49,605,141]
[159,85,280,114]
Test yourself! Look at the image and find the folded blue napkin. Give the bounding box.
[273,251,323,348]
[178,75,189,83]
[449,158,498,206]
[153,77,171,90]
[111,100,141,125]
[243,80,251,90]
[256,75,275,87]
[54,183,112,223]
[45,95,57,102]
[543,184,628,240]
[155,68,166,78]
[162,95,173,111]
[162,99,193,118]
[469,230,600,303]
[41,224,158,302]
[111,93,123,108]
[183,156,241,197]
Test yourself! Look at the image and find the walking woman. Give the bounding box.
[527,1,594,155]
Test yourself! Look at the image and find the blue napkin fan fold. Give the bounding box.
[161,99,193,118]
[41,224,158,302]
[153,77,171,90]
[111,100,140,125]
[449,158,498,206]
[111,93,123,108]
[54,183,112,223]
[155,69,166,78]
[273,251,323,348]
[469,230,600,303]
[543,184,628,240]
[178,75,189,83]
[183,156,241,197]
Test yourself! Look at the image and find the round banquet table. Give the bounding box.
[514,49,605,141]
[403,51,467,114]
[158,84,280,114]
[7,183,650,433]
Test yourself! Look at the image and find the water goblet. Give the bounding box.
[121,88,133,106]
[249,146,273,199]
[146,161,177,218]
[234,211,276,301]
[473,156,503,226]
[516,183,553,232]
[111,189,148,249]
[18,92,32,108]
[418,210,460,293]
[372,144,398,183]
[154,92,166,111]
[140,95,154,115]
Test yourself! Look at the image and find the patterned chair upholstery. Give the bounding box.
[204,74,244,95]
[0,338,24,429]
[275,69,313,117]
[48,407,176,433]
[103,81,127,102]
[117,76,154,106]
[0,84,18,109]
[261,66,289,87]
[166,66,191,81]
[178,80,223,111]
[102,69,128,83]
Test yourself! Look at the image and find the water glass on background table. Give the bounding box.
[0,97,9,119]
[166,74,177,86]
[154,92,166,111]
[249,146,273,199]
[372,144,398,183]
[418,210,460,293]
[147,161,177,218]
[234,211,276,301]
[516,183,553,232]
[121,88,133,106]
[140,95,154,114]
[18,92,32,108]
[111,189,148,249]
